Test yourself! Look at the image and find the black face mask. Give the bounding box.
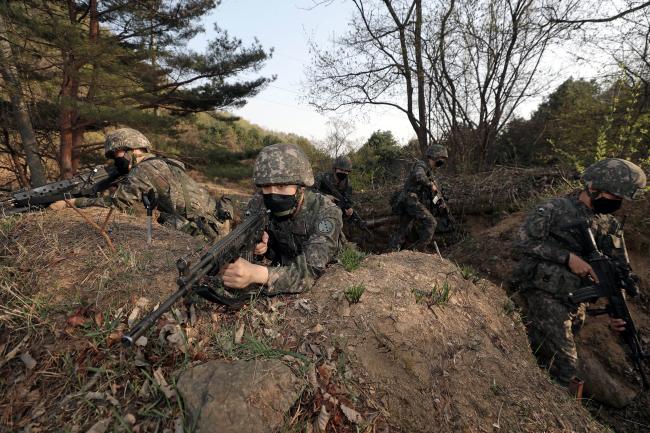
[263,193,297,220]
[336,172,348,181]
[434,160,445,168]
[113,156,131,175]
[592,197,622,214]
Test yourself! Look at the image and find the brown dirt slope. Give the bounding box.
[0,208,608,432]
[288,251,606,433]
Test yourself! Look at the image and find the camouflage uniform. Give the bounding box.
[389,145,446,250]
[211,143,344,303]
[247,189,343,295]
[391,159,438,250]
[77,128,231,240]
[313,171,353,210]
[512,158,646,384]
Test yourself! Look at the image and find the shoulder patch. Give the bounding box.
[317,218,336,235]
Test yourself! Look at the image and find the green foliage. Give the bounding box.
[496,77,650,170]
[349,130,412,190]
[413,281,453,306]
[458,264,479,283]
[149,112,325,182]
[0,1,273,177]
[344,284,365,304]
[337,244,366,272]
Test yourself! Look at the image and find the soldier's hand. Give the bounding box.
[221,258,269,288]
[48,200,70,211]
[609,317,627,333]
[568,253,599,283]
[345,208,354,217]
[254,231,269,255]
[431,183,438,193]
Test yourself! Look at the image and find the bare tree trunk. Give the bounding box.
[3,128,29,187]
[58,1,82,179]
[0,14,47,186]
[414,0,428,154]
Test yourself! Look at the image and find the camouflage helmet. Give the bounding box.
[582,158,647,200]
[333,155,353,171]
[253,143,314,187]
[425,144,448,159]
[104,128,151,158]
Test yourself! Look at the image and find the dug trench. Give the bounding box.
[0,169,645,432]
[343,167,650,432]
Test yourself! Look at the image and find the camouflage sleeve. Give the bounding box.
[265,203,342,295]
[513,202,571,265]
[109,166,156,211]
[343,183,353,205]
[312,173,324,193]
[412,165,433,189]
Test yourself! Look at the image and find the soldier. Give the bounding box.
[390,144,449,251]
[50,128,232,240]
[313,155,355,218]
[216,143,344,298]
[511,158,646,387]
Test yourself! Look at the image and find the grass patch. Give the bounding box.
[458,264,479,283]
[337,244,366,272]
[0,214,21,236]
[413,281,453,306]
[344,284,365,304]
[502,298,517,317]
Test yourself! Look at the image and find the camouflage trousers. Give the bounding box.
[390,193,437,251]
[524,290,586,384]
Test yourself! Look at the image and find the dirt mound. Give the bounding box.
[0,208,609,432]
[286,251,605,432]
[1,208,204,309]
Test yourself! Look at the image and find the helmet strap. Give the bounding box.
[292,187,305,217]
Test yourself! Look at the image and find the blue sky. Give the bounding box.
[189,0,414,146]
[189,1,601,148]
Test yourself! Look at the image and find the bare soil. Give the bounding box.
[0,206,612,433]
[286,251,607,432]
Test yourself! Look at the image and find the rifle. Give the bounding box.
[0,165,123,216]
[567,220,648,388]
[318,177,372,235]
[122,208,269,346]
[430,187,455,228]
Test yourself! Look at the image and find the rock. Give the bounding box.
[177,359,304,433]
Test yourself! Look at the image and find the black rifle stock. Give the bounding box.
[567,221,648,388]
[431,188,455,227]
[0,165,123,216]
[319,177,371,235]
[122,208,269,346]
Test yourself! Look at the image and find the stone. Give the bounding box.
[177,359,304,433]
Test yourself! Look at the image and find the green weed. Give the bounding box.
[337,244,366,272]
[0,214,20,236]
[413,281,453,306]
[458,264,479,282]
[344,284,365,304]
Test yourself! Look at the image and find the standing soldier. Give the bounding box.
[511,158,646,387]
[390,144,449,251]
[50,128,232,240]
[313,155,355,218]
[212,143,344,303]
